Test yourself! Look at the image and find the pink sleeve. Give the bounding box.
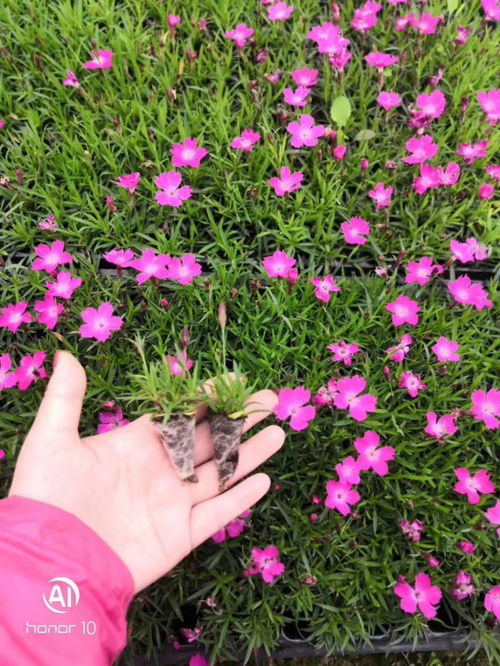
[0,495,135,665]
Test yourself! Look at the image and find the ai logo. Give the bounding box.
[42,577,81,614]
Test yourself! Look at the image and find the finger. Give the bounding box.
[28,351,86,436]
[190,473,271,549]
[193,389,279,466]
[189,425,284,505]
[193,372,236,424]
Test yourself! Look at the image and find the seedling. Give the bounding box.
[127,337,203,483]
[201,363,260,491]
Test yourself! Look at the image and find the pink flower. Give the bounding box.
[409,13,442,35]
[394,572,442,619]
[351,2,382,32]
[0,119,6,129]
[426,555,440,569]
[395,16,409,31]
[262,250,296,278]
[265,70,282,85]
[311,276,341,303]
[368,182,393,210]
[189,656,209,666]
[83,49,113,70]
[327,341,360,367]
[171,138,208,169]
[117,172,141,193]
[477,89,500,126]
[416,90,446,119]
[106,196,117,213]
[291,67,319,87]
[341,217,370,245]
[456,26,472,44]
[387,334,413,362]
[225,24,254,49]
[130,249,170,284]
[247,545,285,583]
[385,295,420,327]
[45,271,83,300]
[425,412,458,441]
[479,183,494,199]
[399,372,426,398]
[454,468,495,505]
[470,388,500,430]
[268,166,303,196]
[167,253,202,285]
[231,129,261,151]
[166,351,194,376]
[403,135,439,164]
[0,354,17,391]
[79,302,123,342]
[456,141,488,165]
[486,165,500,181]
[325,480,361,516]
[181,627,202,644]
[354,431,396,476]
[485,587,500,621]
[155,171,192,207]
[481,0,500,21]
[377,91,402,110]
[39,215,58,231]
[405,257,443,286]
[212,510,251,543]
[485,500,500,539]
[450,240,475,264]
[283,86,311,107]
[399,519,425,543]
[333,145,347,161]
[333,376,377,422]
[413,164,441,195]
[437,162,461,187]
[448,276,493,311]
[459,541,476,555]
[33,240,73,274]
[432,337,460,363]
[429,69,444,88]
[15,352,47,391]
[103,249,135,269]
[452,571,476,601]
[226,510,252,538]
[97,407,130,434]
[34,295,64,330]
[365,52,399,70]
[314,379,339,408]
[168,14,181,28]
[63,71,80,88]
[336,456,362,485]
[275,387,316,431]
[286,115,325,149]
[268,1,294,21]
[0,301,32,334]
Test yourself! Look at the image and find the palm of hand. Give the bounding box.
[9,352,284,592]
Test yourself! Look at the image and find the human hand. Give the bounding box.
[8,351,285,593]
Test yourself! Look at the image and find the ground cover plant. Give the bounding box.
[0,0,499,664]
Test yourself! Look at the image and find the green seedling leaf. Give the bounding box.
[330,95,352,128]
[355,129,376,141]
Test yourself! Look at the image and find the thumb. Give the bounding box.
[29,351,87,435]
